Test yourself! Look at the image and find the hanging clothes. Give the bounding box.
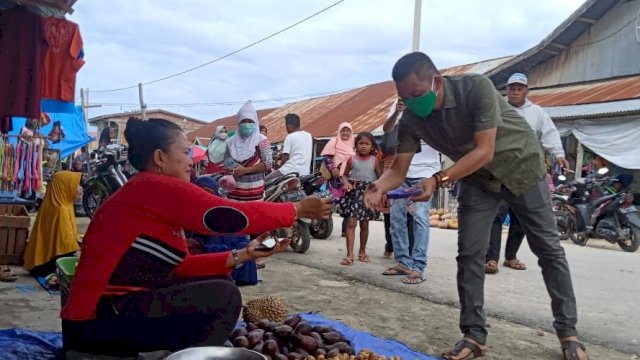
[41,16,85,102]
[0,6,48,119]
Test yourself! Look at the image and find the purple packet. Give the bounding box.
[387,187,423,199]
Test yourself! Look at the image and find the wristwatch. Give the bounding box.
[231,249,242,269]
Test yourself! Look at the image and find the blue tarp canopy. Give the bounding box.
[9,99,94,159]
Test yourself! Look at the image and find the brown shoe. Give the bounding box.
[485,260,499,274]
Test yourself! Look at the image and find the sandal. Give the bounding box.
[402,271,426,285]
[442,339,486,360]
[561,340,588,360]
[358,254,371,263]
[484,260,499,274]
[503,259,527,270]
[382,264,411,276]
[0,266,18,282]
[340,257,354,266]
[383,251,393,259]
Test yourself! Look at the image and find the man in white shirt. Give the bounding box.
[485,73,569,274]
[266,113,313,180]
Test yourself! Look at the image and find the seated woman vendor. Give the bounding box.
[61,117,331,357]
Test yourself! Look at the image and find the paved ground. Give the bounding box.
[0,215,638,359]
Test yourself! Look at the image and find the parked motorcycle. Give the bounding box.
[553,168,640,252]
[299,172,334,239]
[82,144,129,218]
[264,173,312,253]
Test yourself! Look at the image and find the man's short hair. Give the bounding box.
[285,113,301,128]
[392,52,439,83]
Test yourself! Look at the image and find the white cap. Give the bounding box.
[507,73,528,86]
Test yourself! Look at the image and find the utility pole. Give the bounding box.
[138,83,147,119]
[412,0,422,51]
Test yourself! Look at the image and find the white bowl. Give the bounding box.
[166,346,267,360]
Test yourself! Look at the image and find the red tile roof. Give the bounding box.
[528,75,640,107]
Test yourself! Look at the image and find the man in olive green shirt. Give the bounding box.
[364,52,588,360]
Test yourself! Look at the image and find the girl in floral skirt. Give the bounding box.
[338,132,381,265]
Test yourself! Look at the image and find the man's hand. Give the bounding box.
[411,177,437,202]
[395,99,406,113]
[294,197,332,219]
[557,157,570,171]
[344,182,353,192]
[364,181,387,211]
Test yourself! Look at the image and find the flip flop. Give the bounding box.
[383,251,393,259]
[382,264,411,276]
[340,257,354,266]
[402,272,426,285]
[442,339,486,359]
[358,254,371,263]
[0,266,17,282]
[561,340,588,360]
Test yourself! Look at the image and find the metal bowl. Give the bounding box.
[166,347,267,360]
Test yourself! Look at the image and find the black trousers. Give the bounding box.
[457,180,577,344]
[383,213,415,254]
[486,203,526,262]
[62,279,241,357]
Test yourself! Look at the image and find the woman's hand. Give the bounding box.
[226,165,247,177]
[331,168,340,177]
[294,196,332,219]
[245,233,292,259]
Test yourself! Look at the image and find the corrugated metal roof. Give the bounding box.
[441,56,514,76]
[488,0,620,87]
[186,108,276,142]
[545,98,640,119]
[260,81,398,143]
[528,75,640,107]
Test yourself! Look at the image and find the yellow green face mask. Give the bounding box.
[404,77,437,118]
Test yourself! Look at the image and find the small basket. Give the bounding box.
[56,256,79,307]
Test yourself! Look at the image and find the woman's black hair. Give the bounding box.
[124,117,184,171]
[98,127,111,145]
[354,131,378,155]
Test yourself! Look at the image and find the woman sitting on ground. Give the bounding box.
[61,117,330,357]
[23,171,83,278]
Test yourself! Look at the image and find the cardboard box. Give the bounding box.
[0,205,30,265]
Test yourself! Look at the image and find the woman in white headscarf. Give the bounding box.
[204,126,228,174]
[224,101,273,201]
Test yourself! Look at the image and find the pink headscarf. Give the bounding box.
[321,122,355,175]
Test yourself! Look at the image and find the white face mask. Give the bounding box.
[218,132,228,140]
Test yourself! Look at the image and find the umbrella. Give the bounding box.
[191,145,207,162]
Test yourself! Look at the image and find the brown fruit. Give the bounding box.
[232,336,249,348]
[284,315,302,328]
[247,323,259,332]
[321,332,343,344]
[293,333,318,352]
[295,348,310,358]
[252,341,264,353]
[315,348,327,357]
[294,322,313,335]
[232,327,248,339]
[312,326,334,334]
[264,332,276,342]
[247,329,265,347]
[325,342,353,355]
[258,319,278,332]
[309,332,324,347]
[263,339,280,358]
[276,355,288,360]
[326,348,340,358]
[288,352,302,360]
[274,324,294,338]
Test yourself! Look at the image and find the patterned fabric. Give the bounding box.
[227,138,272,201]
[338,181,379,221]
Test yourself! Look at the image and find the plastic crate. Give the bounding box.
[56,256,79,307]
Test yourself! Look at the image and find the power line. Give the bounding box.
[90,0,345,93]
[82,86,361,108]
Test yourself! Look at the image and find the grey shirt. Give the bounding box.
[397,74,546,196]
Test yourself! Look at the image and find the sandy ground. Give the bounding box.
[0,216,637,359]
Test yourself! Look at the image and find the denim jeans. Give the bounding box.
[390,178,431,273]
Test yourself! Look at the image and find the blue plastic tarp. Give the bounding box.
[10,99,94,159]
[299,313,437,360]
[0,328,62,360]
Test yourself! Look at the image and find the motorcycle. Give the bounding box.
[553,168,640,252]
[299,172,334,239]
[82,144,129,218]
[264,172,312,253]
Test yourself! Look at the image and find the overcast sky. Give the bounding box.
[69,0,585,122]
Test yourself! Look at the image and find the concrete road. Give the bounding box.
[279,215,640,354]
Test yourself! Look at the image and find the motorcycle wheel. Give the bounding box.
[566,213,587,245]
[553,210,569,240]
[618,225,640,253]
[310,217,333,240]
[290,221,311,254]
[82,186,105,219]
